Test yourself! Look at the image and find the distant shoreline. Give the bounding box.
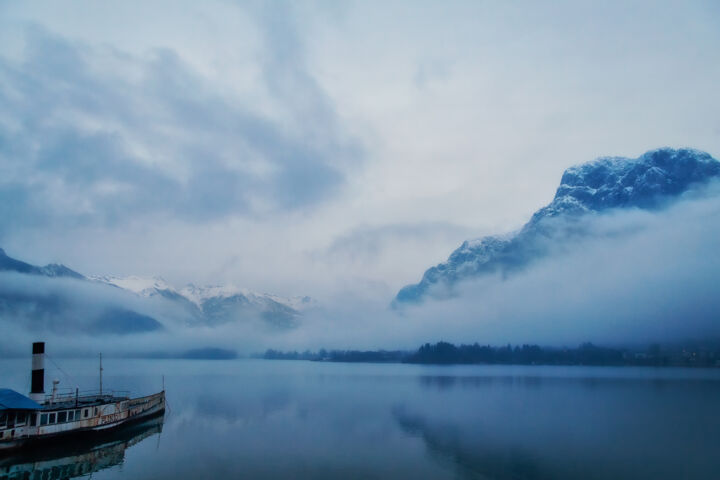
[258,341,720,368]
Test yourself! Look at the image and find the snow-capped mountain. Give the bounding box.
[93,276,312,329]
[395,148,720,304]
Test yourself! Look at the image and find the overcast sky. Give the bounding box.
[1,0,719,301]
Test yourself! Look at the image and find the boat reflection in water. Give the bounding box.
[0,415,163,480]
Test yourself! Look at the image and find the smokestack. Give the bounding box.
[30,342,45,403]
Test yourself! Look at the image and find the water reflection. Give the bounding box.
[404,372,720,480]
[395,406,558,480]
[417,372,720,390]
[0,416,164,480]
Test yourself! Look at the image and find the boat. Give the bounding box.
[0,342,165,452]
[0,415,163,480]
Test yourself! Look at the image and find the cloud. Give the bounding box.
[0,24,360,236]
[316,221,477,288]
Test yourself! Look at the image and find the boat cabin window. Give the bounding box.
[5,413,15,426]
[49,413,56,424]
[75,409,81,419]
[0,412,6,427]
[58,411,67,423]
[94,407,98,416]
[84,408,89,418]
[30,413,37,427]
[68,410,74,421]
[40,413,48,425]
[15,412,26,425]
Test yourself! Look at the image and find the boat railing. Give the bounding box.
[43,388,131,405]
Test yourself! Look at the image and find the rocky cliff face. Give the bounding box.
[395,148,720,304]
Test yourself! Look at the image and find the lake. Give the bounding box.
[1,358,719,479]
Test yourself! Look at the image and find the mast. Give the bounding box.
[99,352,103,396]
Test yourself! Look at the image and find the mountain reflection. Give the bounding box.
[394,407,551,480]
[399,372,720,480]
[0,416,163,480]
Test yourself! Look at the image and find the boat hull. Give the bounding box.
[0,415,164,479]
[0,391,165,453]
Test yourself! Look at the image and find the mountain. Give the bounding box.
[0,250,311,332]
[0,249,162,334]
[91,276,312,329]
[0,248,84,279]
[395,148,720,304]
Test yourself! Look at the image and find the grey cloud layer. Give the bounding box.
[0,25,360,235]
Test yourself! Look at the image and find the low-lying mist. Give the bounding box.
[2,183,720,357]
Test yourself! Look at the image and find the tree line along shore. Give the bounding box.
[259,341,720,367]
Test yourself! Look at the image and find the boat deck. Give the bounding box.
[38,391,131,411]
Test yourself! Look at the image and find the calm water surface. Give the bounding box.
[2,358,719,479]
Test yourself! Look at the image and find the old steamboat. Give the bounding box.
[0,342,165,452]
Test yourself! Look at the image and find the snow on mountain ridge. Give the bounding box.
[180,284,254,307]
[541,148,720,217]
[91,275,174,296]
[93,275,310,312]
